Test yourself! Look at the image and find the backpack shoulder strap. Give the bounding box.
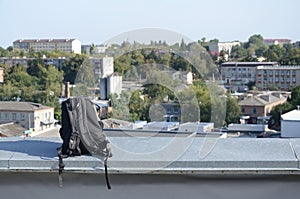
[66,98,82,155]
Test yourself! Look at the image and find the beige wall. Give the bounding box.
[241,98,287,118]
[0,68,3,83]
[71,39,81,54]
[0,108,54,131]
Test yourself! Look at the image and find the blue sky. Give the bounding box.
[0,0,299,47]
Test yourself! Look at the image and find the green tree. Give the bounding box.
[62,54,86,84]
[109,92,131,121]
[128,90,150,121]
[291,86,300,106]
[225,95,241,124]
[270,102,294,128]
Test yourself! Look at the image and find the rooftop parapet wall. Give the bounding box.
[1,137,300,174]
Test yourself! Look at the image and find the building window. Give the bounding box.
[174,108,179,114]
[252,108,256,114]
[12,113,16,120]
[4,113,8,119]
[269,70,273,75]
[269,78,273,83]
[242,108,245,113]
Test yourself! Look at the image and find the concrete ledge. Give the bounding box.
[1,137,300,174]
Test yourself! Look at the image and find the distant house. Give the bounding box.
[172,71,193,85]
[0,102,55,132]
[238,93,287,124]
[281,108,300,138]
[160,102,181,122]
[263,39,291,47]
[209,41,240,54]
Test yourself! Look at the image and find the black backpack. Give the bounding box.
[57,96,112,189]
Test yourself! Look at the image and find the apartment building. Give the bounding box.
[0,101,55,131]
[0,57,66,69]
[91,57,114,78]
[220,62,278,92]
[209,41,240,54]
[256,65,300,90]
[100,73,122,100]
[13,39,81,54]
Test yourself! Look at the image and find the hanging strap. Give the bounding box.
[57,148,65,187]
[104,145,111,190]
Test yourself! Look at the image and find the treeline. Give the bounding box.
[0,53,88,120]
[224,35,300,65]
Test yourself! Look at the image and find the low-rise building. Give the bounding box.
[13,39,81,54]
[0,101,55,132]
[256,65,300,90]
[281,107,300,138]
[238,93,287,124]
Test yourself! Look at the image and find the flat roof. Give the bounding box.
[281,109,300,121]
[221,62,278,67]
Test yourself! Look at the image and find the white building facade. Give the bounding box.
[91,57,114,78]
[209,41,240,54]
[13,39,81,54]
[100,73,122,100]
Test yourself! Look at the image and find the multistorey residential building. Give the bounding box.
[13,39,81,54]
[256,66,300,90]
[220,62,278,92]
[0,57,66,69]
[90,57,114,78]
[100,73,122,100]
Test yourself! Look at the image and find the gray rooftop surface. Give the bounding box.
[1,136,300,175]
